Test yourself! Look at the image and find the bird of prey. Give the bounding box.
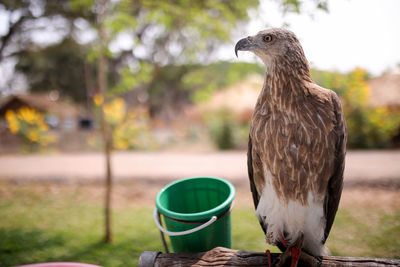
[235,28,347,267]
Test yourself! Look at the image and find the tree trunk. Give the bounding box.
[97,0,113,244]
[102,125,113,244]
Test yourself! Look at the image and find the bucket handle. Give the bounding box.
[153,209,217,236]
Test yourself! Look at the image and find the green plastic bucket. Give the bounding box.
[154,177,235,253]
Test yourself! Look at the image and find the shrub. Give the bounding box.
[204,108,249,150]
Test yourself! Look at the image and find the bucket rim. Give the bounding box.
[155,176,235,222]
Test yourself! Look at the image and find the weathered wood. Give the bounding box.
[138,247,400,267]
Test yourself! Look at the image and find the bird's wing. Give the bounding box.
[247,135,259,209]
[247,135,267,234]
[323,92,347,243]
[248,134,287,252]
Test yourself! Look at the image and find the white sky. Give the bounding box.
[223,0,400,76]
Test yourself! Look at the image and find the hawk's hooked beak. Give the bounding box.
[235,37,259,57]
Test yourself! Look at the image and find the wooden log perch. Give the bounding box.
[138,247,400,267]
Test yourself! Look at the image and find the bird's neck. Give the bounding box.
[260,56,313,109]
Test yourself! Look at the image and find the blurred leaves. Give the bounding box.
[92,97,154,150]
[145,61,264,119]
[278,0,329,14]
[68,0,260,66]
[15,38,90,103]
[183,62,264,103]
[109,62,153,96]
[312,68,400,149]
[1,0,333,117]
[69,0,95,12]
[105,12,137,37]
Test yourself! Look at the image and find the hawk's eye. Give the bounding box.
[263,34,273,42]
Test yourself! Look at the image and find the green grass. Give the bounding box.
[0,185,399,266]
[0,186,162,267]
[327,207,400,258]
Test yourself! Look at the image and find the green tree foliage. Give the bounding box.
[1,0,330,109]
[0,0,93,61]
[145,64,192,119]
[66,0,261,91]
[183,61,264,103]
[146,62,264,119]
[278,0,329,14]
[311,69,347,97]
[15,38,92,103]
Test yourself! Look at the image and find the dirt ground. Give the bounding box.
[0,150,399,185]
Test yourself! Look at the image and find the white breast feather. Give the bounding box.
[255,168,329,256]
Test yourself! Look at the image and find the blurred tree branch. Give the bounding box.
[0,14,28,61]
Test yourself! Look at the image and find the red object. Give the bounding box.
[290,247,301,267]
[15,263,103,267]
[280,232,288,248]
[265,249,272,267]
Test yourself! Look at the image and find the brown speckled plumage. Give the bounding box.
[236,28,347,254]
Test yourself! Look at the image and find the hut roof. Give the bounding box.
[0,94,78,118]
[368,73,400,108]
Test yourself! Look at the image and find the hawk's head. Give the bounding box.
[235,28,308,69]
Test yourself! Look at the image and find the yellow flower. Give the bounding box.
[27,130,39,142]
[94,94,104,106]
[115,139,129,150]
[9,120,20,134]
[104,98,126,125]
[5,110,15,121]
[5,107,57,148]
[5,110,20,133]
[18,107,37,124]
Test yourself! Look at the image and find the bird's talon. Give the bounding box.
[290,247,301,267]
[280,232,288,248]
[265,249,272,267]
